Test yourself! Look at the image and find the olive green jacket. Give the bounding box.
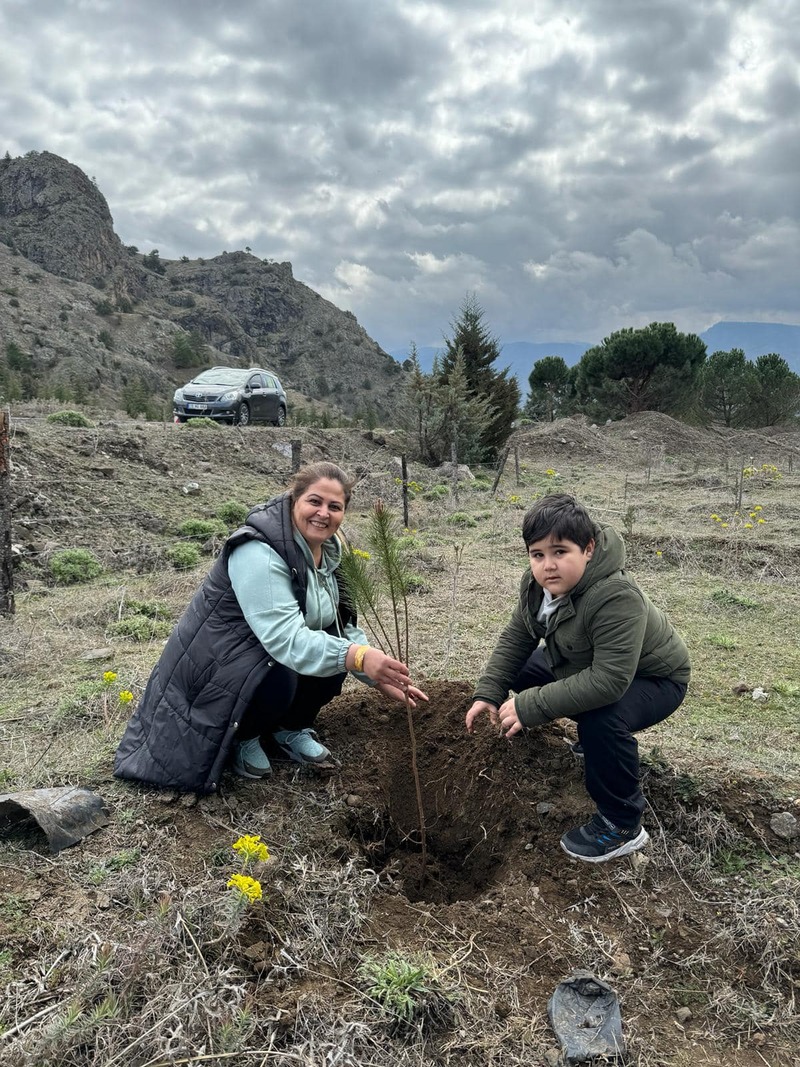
[474,524,690,727]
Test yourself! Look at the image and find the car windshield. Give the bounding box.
[190,369,249,388]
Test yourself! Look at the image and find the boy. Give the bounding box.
[466,494,690,863]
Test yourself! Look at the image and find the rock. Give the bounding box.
[345,794,362,807]
[675,1007,693,1024]
[731,683,750,695]
[434,461,475,482]
[630,851,650,871]
[536,802,554,815]
[751,687,768,702]
[158,791,178,804]
[180,793,198,808]
[544,1049,561,1066]
[770,812,798,840]
[610,952,632,976]
[181,481,201,495]
[81,647,114,661]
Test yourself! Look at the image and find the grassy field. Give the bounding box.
[1,413,799,1066]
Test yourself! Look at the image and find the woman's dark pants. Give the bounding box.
[513,648,687,829]
[239,664,347,740]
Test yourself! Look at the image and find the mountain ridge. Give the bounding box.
[0,150,404,419]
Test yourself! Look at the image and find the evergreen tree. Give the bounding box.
[748,354,800,426]
[574,322,706,419]
[404,346,493,465]
[700,349,755,427]
[525,355,572,422]
[438,295,519,460]
[170,329,208,367]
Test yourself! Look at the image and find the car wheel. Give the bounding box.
[235,402,251,426]
[274,405,287,427]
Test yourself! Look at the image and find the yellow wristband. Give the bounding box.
[353,645,368,672]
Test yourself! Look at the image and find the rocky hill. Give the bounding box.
[0,151,405,420]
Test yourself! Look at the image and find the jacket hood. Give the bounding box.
[570,522,626,597]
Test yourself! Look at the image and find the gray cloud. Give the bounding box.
[1,0,798,352]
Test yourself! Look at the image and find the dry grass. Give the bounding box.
[2,418,800,1065]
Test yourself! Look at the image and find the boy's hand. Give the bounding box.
[497,697,523,738]
[465,700,497,733]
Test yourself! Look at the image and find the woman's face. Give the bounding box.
[292,477,347,552]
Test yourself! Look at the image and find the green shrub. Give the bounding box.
[97,329,114,350]
[710,589,759,610]
[177,518,227,541]
[167,543,201,570]
[108,615,172,641]
[47,410,94,428]
[422,485,449,500]
[445,512,477,527]
[359,952,452,1032]
[125,599,170,619]
[49,548,102,584]
[183,417,220,430]
[216,501,248,527]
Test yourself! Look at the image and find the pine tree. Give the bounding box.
[438,295,519,460]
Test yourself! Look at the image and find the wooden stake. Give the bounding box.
[0,407,14,616]
[401,453,409,529]
[290,439,302,473]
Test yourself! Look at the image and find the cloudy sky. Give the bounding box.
[1,0,798,352]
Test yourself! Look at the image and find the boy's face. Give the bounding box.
[527,533,595,596]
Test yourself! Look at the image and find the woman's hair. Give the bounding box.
[521,493,595,550]
[288,462,355,509]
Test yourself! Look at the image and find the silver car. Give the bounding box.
[173,367,288,426]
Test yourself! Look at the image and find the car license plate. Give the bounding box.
[187,403,207,411]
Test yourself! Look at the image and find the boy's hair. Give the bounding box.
[522,493,595,550]
[288,462,355,509]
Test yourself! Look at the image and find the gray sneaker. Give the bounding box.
[232,737,272,778]
[272,728,332,765]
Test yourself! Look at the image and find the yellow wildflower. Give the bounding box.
[232,834,270,863]
[351,548,371,560]
[710,514,720,521]
[721,523,729,528]
[545,469,558,478]
[757,518,766,524]
[743,523,753,529]
[753,505,763,511]
[103,671,118,685]
[655,550,663,557]
[118,690,134,704]
[227,874,263,903]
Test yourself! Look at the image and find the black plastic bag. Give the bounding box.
[548,969,625,1064]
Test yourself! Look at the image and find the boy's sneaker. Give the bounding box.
[560,813,649,864]
[272,728,333,766]
[232,737,272,779]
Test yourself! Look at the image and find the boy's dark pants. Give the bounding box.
[239,666,346,740]
[514,648,687,829]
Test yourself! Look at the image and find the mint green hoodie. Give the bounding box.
[228,529,371,680]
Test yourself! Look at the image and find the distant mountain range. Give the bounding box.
[390,322,800,390]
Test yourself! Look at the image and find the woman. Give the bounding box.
[114,462,427,793]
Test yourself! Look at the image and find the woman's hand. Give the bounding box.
[375,681,429,707]
[359,647,413,691]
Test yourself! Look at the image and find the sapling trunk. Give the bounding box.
[339,501,428,881]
